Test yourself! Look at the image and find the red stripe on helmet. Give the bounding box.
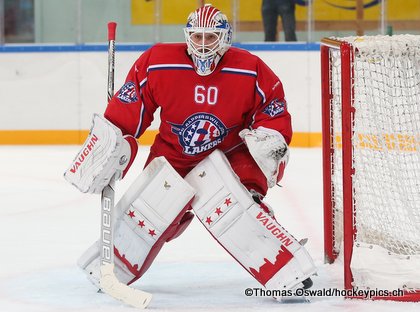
[196,5,220,28]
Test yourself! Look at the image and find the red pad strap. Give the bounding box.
[166,210,194,242]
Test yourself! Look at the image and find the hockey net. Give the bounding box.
[321,35,420,301]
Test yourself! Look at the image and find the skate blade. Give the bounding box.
[280,296,310,304]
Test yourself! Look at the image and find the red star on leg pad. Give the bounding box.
[128,210,135,218]
[224,198,232,206]
[148,229,156,236]
[206,216,213,225]
[215,207,223,215]
[138,220,145,227]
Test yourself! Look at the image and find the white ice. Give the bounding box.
[0,146,418,312]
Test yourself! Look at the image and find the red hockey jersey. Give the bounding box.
[105,43,292,173]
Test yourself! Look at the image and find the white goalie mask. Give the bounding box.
[184,5,232,76]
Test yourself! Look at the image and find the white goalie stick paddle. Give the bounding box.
[99,21,152,309]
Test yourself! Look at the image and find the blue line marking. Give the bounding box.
[0,42,320,53]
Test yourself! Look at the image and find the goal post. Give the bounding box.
[321,35,420,301]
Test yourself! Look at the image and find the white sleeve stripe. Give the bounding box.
[249,111,257,128]
[139,77,147,87]
[147,64,194,71]
[135,103,145,138]
[256,81,266,104]
[221,67,257,76]
[134,78,148,138]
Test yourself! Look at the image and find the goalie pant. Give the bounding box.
[78,150,316,293]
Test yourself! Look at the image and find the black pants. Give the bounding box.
[262,0,297,41]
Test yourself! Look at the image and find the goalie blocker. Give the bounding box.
[64,114,138,194]
[79,149,316,299]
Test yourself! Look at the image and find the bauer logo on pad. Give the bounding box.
[117,81,138,104]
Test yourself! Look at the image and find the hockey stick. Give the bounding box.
[99,21,152,309]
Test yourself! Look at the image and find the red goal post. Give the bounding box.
[321,36,420,302]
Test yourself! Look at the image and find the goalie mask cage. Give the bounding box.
[321,35,420,301]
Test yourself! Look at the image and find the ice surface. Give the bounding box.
[0,146,418,311]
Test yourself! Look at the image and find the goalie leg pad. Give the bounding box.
[185,149,316,290]
[78,156,196,287]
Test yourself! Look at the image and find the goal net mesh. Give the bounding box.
[329,35,420,291]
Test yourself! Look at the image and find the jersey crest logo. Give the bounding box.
[169,113,228,155]
[263,99,286,117]
[117,81,138,104]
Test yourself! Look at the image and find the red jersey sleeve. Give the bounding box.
[249,58,293,145]
[104,48,158,138]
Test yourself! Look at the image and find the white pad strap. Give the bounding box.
[239,126,289,188]
[78,156,196,287]
[64,114,132,193]
[185,150,316,290]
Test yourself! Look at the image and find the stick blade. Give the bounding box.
[100,263,152,309]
